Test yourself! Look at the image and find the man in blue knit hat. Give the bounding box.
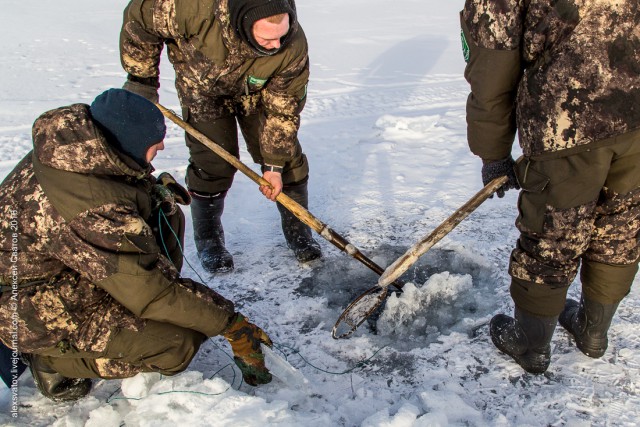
[0,89,273,402]
[90,88,168,167]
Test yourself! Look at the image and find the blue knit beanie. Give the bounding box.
[90,88,166,166]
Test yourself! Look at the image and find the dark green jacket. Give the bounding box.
[0,104,234,354]
[121,0,310,166]
[462,0,640,161]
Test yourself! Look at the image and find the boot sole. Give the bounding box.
[575,338,607,358]
[203,265,234,274]
[199,254,234,273]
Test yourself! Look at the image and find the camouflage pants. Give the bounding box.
[182,101,309,194]
[36,319,207,379]
[509,132,640,316]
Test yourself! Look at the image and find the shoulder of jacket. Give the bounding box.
[290,24,308,51]
[174,0,217,35]
[278,24,308,63]
[462,0,526,50]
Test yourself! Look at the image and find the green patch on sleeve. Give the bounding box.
[461,29,470,63]
[248,75,268,89]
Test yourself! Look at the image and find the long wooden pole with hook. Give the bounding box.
[332,175,509,339]
[156,103,404,290]
[377,175,508,288]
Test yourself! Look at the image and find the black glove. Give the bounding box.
[123,74,159,104]
[481,156,520,198]
[151,172,191,215]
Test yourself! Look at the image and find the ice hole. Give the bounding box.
[296,244,497,350]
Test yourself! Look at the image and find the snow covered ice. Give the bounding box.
[1,0,639,426]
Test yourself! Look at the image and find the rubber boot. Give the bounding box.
[25,354,92,402]
[190,191,234,273]
[276,180,322,263]
[559,296,619,358]
[490,307,558,374]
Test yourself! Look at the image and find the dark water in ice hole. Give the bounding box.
[295,244,498,350]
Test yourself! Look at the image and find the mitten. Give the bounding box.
[123,74,159,104]
[481,156,520,198]
[223,313,273,386]
[151,184,178,215]
[156,172,191,205]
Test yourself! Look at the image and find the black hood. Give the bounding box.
[228,0,298,56]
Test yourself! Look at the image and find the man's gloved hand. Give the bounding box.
[222,313,273,386]
[481,156,520,198]
[151,172,191,215]
[156,172,191,205]
[122,74,159,104]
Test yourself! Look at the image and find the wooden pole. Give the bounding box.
[378,176,508,288]
[157,104,404,289]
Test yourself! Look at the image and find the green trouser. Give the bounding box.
[509,130,640,316]
[31,208,205,379]
[37,321,207,379]
[183,107,309,194]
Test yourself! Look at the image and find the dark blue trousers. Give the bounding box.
[0,341,26,388]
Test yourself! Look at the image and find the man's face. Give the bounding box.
[145,140,165,163]
[252,14,290,50]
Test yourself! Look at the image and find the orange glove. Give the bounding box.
[223,313,273,386]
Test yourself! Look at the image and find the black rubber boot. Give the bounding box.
[559,296,619,358]
[190,191,234,273]
[25,354,92,402]
[276,180,322,263]
[490,307,558,374]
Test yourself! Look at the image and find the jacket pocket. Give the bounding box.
[515,157,550,193]
[19,274,81,353]
[515,158,551,234]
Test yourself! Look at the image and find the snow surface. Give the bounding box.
[1,0,639,426]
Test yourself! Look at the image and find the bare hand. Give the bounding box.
[259,171,283,201]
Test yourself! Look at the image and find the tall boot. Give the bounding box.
[276,180,322,263]
[25,354,92,402]
[559,296,619,358]
[490,307,558,374]
[190,191,234,273]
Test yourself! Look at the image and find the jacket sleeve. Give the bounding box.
[461,6,522,161]
[120,0,177,79]
[258,30,310,167]
[55,203,234,337]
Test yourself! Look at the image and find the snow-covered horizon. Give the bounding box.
[1,1,638,426]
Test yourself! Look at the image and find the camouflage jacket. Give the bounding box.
[0,104,234,354]
[461,0,640,160]
[121,0,310,167]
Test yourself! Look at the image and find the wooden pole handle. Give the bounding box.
[157,104,405,289]
[156,104,325,230]
[378,176,509,287]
